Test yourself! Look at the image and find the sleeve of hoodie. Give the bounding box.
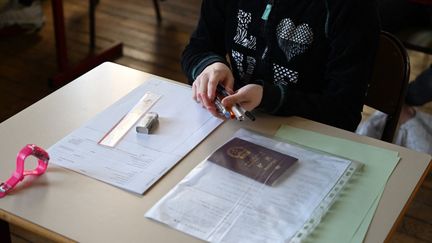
[258,0,380,132]
[181,0,230,84]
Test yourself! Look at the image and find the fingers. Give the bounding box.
[193,74,216,112]
[192,81,198,102]
[200,94,226,120]
[207,78,219,101]
[191,62,236,118]
[193,74,210,106]
[194,72,222,109]
[201,92,215,110]
[194,63,234,101]
[208,105,226,120]
[197,74,209,104]
[220,84,263,111]
[221,75,235,94]
[221,92,242,108]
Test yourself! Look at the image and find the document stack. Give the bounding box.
[146,128,362,242]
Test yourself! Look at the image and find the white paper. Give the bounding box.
[48,78,222,194]
[146,129,355,242]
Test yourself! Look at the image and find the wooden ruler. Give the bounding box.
[98,91,161,147]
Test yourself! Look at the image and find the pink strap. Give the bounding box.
[0,144,49,198]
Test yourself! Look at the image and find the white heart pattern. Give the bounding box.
[276,18,314,62]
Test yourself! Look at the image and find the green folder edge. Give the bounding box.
[276,125,400,243]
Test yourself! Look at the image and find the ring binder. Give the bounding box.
[292,161,362,242]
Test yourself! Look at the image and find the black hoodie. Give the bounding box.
[181,0,379,131]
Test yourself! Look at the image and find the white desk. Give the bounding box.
[0,62,430,242]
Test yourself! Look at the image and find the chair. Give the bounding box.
[50,0,166,87]
[50,0,123,87]
[364,31,410,143]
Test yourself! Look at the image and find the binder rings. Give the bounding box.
[146,128,362,242]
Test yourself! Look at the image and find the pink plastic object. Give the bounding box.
[0,144,49,198]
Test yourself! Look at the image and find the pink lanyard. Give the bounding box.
[0,144,49,198]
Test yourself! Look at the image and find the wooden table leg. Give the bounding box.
[0,219,11,243]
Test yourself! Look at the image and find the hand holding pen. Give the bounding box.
[189,62,261,120]
[215,84,257,121]
[191,63,235,118]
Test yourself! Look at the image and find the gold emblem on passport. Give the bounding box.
[227,147,251,160]
[209,138,298,186]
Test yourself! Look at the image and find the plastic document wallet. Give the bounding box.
[146,128,362,243]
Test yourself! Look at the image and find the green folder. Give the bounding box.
[276,125,400,243]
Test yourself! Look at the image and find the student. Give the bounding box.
[181,0,380,132]
[356,0,432,154]
[356,67,432,154]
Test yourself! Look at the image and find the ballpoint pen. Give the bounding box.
[235,103,256,121]
[231,105,245,121]
[214,96,232,119]
[216,84,256,121]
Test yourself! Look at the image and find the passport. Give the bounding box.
[208,137,298,186]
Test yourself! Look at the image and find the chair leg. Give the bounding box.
[50,0,123,87]
[51,0,69,72]
[89,0,98,49]
[153,0,162,23]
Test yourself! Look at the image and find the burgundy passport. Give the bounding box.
[208,138,298,186]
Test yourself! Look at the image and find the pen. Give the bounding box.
[216,84,256,121]
[231,105,245,121]
[236,104,256,121]
[214,96,232,119]
[216,84,230,97]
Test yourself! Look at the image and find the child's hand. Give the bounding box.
[221,84,263,111]
[192,62,234,112]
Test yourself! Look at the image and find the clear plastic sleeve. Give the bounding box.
[146,128,363,243]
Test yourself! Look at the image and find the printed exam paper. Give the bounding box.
[48,78,222,194]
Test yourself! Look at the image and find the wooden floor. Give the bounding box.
[0,0,431,242]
